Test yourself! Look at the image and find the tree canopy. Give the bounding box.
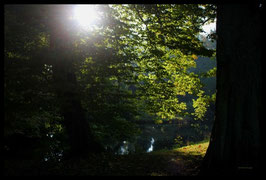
[4,4,216,157]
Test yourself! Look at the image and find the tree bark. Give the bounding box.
[200,4,263,175]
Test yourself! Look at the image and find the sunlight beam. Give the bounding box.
[73,5,100,29]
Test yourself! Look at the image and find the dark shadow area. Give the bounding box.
[4,150,206,176]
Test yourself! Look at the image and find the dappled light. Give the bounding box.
[5,3,263,176]
[4,4,216,176]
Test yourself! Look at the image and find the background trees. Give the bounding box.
[4,4,216,158]
[4,5,143,157]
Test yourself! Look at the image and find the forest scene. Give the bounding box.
[4,4,263,176]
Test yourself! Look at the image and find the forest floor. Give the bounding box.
[4,141,209,176]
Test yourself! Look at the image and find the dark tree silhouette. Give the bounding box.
[47,6,104,156]
[201,3,264,175]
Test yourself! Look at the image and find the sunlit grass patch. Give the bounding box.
[174,140,209,156]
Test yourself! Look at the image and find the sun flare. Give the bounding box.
[73,5,99,29]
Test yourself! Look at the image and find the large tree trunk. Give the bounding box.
[48,5,104,156]
[200,4,263,175]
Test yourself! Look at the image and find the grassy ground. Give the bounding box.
[151,140,210,176]
[4,140,210,176]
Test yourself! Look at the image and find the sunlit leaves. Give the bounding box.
[201,67,216,78]
[106,4,216,121]
[192,90,210,120]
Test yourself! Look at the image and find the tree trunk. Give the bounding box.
[48,5,104,156]
[200,4,263,175]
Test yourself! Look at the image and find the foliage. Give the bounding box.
[4,4,216,158]
[174,135,184,148]
[4,6,60,138]
[4,5,142,153]
[108,4,216,121]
